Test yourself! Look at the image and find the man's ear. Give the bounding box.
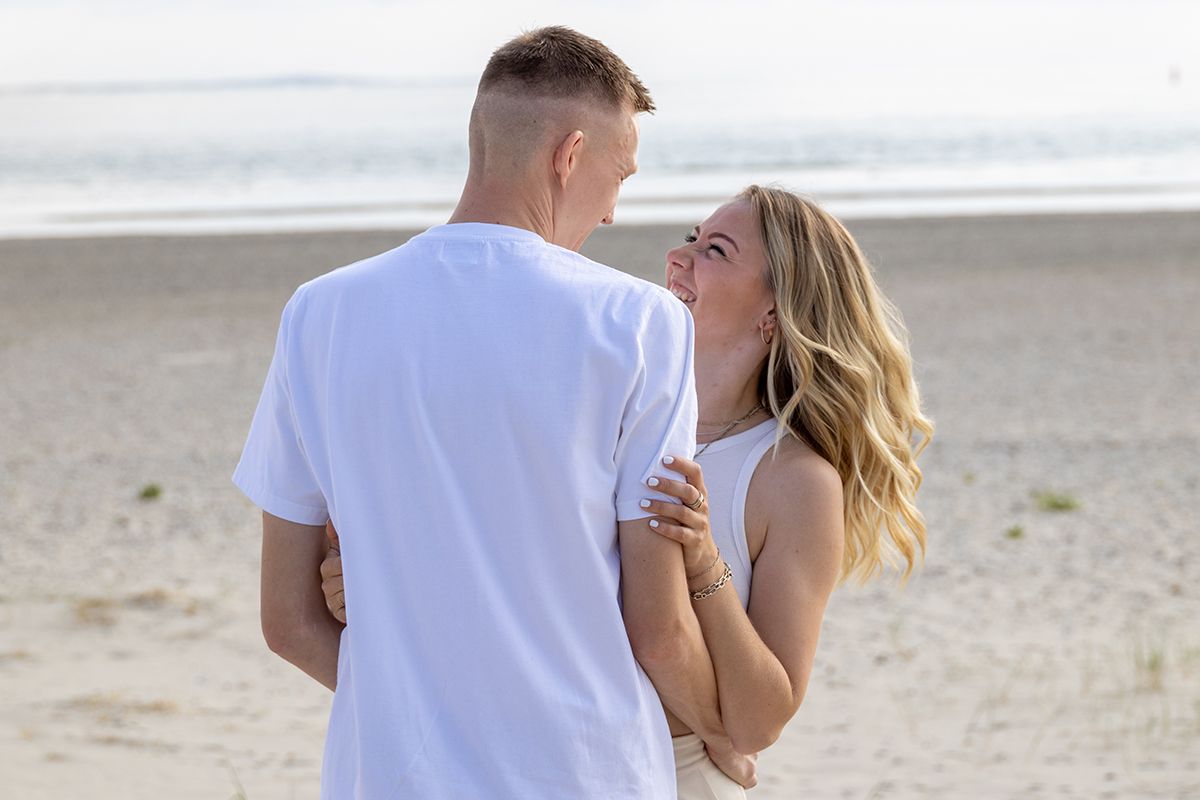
[552,130,585,189]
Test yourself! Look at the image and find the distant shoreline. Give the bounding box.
[3,211,1196,298]
[5,196,1200,242]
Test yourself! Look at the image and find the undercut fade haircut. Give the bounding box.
[479,26,655,113]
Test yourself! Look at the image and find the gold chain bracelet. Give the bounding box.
[690,562,733,601]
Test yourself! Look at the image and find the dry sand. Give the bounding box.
[1,212,1198,799]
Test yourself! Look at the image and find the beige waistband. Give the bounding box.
[671,733,748,799]
[671,733,709,770]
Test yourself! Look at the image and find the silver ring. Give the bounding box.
[685,492,705,511]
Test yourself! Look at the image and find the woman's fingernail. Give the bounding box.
[649,520,659,528]
[647,477,660,487]
[639,499,652,508]
[663,456,675,465]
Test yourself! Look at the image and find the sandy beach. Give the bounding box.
[1,211,1198,799]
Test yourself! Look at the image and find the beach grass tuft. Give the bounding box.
[1005,525,1025,540]
[73,597,118,626]
[227,763,249,800]
[1033,489,1079,512]
[125,587,172,609]
[139,483,162,500]
[65,692,179,716]
[963,471,976,485]
[1133,640,1166,692]
[0,648,34,664]
[135,699,179,714]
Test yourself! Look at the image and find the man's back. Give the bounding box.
[234,223,696,798]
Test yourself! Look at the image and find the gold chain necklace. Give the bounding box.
[695,403,765,458]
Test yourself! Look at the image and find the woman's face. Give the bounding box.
[664,200,774,352]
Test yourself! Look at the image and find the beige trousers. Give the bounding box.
[673,734,749,800]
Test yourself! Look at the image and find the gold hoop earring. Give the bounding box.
[760,327,773,346]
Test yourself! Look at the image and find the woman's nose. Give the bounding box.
[666,246,691,270]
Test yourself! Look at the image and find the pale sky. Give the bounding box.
[2,0,1197,116]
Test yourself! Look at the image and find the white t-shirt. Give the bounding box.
[233,222,697,800]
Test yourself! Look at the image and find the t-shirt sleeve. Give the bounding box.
[231,292,329,526]
[614,294,699,521]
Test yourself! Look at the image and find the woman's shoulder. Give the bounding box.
[745,429,844,561]
[760,433,842,507]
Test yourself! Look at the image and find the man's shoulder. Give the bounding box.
[546,244,645,287]
[301,240,413,291]
[544,245,681,319]
[285,232,685,334]
[283,239,416,313]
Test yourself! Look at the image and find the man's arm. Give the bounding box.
[619,516,725,742]
[260,511,343,691]
[613,295,749,762]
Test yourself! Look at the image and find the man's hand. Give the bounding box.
[705,739,758,789]
[321,521,346,624]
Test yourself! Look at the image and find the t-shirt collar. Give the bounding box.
[424,222,546,243]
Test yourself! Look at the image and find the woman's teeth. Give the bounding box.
[671,286,696,303]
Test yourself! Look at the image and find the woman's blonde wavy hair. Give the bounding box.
[740,185,933,583]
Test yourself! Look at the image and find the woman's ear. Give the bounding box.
[552,130,585,190]
[759,309,777,345]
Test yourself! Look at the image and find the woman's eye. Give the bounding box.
[684,233,725,257]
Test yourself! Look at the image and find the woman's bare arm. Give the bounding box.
[645,449,844,754]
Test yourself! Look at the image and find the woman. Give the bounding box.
[320,186,932,797]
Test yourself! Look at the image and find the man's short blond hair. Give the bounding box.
[479,26,655,113]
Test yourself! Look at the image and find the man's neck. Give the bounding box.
[448,177,557,246]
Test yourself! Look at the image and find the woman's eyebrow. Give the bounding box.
[708,232,740,254]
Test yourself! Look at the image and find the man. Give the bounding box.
[234,27,735,798]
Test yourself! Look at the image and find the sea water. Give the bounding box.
[2,77,1198,238]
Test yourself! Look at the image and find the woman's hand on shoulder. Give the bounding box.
[642,455,721,580]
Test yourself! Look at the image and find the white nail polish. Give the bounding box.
[663,456,675,465]
[639,499,651,508]
[647,477,660,487]
[649,520,659,528]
